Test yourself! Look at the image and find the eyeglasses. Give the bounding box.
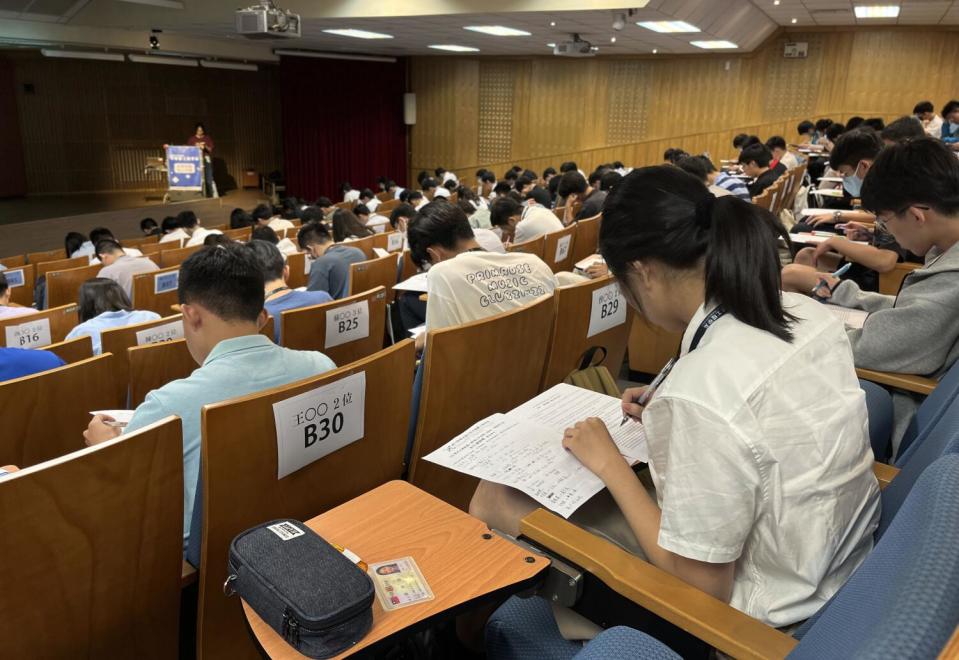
[875,205,929,232]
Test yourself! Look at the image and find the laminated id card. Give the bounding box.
[368,557,434,611]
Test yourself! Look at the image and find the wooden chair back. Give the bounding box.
[399,250,418,282]
[0,254,26,268]
[377,198,400,214]
[209,223,228,232]
[541,276,633,389]
[408,296,556,510]
[349,254,399,303]
[26,247,67,265]
[2,263,35,307]
[553,206,566,221]
[280,287,388,366]
[132,265,180,316]
[571,214,602,265]
[195,341,415,660]
[128,338,197,407]
[121,235,160,249]
[36,256,88,279]
[140,242,162,258]
[0,353,119,466]
[542,224,577,273]
[334,200,354,211]
[285,252,309,289]
[372,230,404,253]
[101,314,184,406]
[346,235,376,259]
[0,417,183,660]
[160,244,202,268]
[879,261,921,296]
[0,303,79,348]
[627,314,682,377]
[222,227,252,242]
[506,235,546,259]
[375,191,391,202]
[44,334,94,364]
[45,263,102,308]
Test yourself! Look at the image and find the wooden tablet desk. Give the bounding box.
[242,480,550,658]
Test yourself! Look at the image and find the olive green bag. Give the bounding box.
[563,346,621,397]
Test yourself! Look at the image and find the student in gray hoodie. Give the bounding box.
[804,138,959,455]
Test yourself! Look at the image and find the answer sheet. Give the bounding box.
[824,304,868,329]
[393,272,428,293]
[424,384,648,518]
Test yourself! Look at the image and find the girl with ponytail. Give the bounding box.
[471,166,880,630]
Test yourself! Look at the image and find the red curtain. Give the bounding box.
[280,57,408,202]
[0,56,27,198]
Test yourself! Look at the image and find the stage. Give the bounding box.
[0,189,268,256]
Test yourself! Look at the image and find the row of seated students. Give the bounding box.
[4,132,959,651]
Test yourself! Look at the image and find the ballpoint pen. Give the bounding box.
[621,357,675,426]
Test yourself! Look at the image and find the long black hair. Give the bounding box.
[600,166,795,342]
[77,278,133,322]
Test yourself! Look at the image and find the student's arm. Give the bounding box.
[563,402,756,603]
[837,274,959,375]
[813,238,899,273]
[822,278,896,313]
[808,210,875,228]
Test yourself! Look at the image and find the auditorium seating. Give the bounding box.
[26,247,67,265]
[132,265,180,316]
[128,338,196,407]
[348,253,399,302]
[543,224,576,273]
[408,295,555,510]
[101,314,184,405]
[2,263,35,306]
[285,251,309,289]
[160,244,203,268]
[570,214,602,265]
[0,303,79,348]
[627,315,682,377]
[45,262,101,308]
[280,286,388,366]
[506,235,546,259]
[36,255,88,279]
[347,234,376,259]
[193,340,415,660]
[0,353,118,467]
[44,334,93,364]
[0,254,26,268]
[879,262,921,296]
[0,416,184,659]
[541,276,633,390]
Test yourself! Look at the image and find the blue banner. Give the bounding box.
[166,145,203,191]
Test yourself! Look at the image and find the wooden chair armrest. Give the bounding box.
[856,368,937,396]
[520,509,797,660]
[873,461,899,490]
[182,559,197,588]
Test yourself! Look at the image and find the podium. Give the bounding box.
[163,145,206,203]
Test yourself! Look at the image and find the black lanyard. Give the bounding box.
[266,286,291,300]
[688,305,727,353]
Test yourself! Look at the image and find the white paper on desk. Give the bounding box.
[824,304,868,329]
[408,324,426,338]
[393,272,428,293]
[800,208,836,217]
[90,409,135,427]
[811,189,844,197]
[372,247,390,258]
[791,233,869,246]
[819,176,843,183]
[574,254,603,272]
[424,384,648,518]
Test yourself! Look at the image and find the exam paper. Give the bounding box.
[824,304,868,329]
[393,272,428,293]
[90,410,136,428]
[424,384,648,518]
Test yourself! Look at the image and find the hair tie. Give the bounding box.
[695,195,715,230]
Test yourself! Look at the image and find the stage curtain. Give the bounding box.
[0,56,27,198]
[280,57,408,202]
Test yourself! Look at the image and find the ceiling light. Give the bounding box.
[610,36,617,43]
[652,49,658,54]
[40,49,124,62]
[128,54,198,66]
[463,26,531,37]
[774,0,780,4]
[429,45,480,52]
[690,40,738,49]
[200,60,258,71]
[549,21,556,27]
[637,20,700,33]
[854,5,900,18]
[546,43,556,48]
[273,49,397,62]
[612,13,626,30]
[322,28,393,39]
[791,18,798,23]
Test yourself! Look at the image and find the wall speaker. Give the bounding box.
[403,92,416,125]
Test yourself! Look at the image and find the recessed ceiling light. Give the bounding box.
[322,28,393,39]
[773,0,780,4]
[610,36,617,43]
[854,5,900,18]
[549,21,556,27]
[791,18,798,23]
[637,20,700,33]
[652,48,658,54]
[591,46,599,51]
[463,25,531,37]
[690,40,738,49]
[429,44,480,52]
[547,42,556,48]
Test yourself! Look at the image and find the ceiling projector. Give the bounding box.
[553,34,594,57]
[236,1,301,39]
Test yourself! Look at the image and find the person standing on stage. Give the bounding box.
[187,123,216,198]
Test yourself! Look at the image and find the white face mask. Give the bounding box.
[950,122,959,133]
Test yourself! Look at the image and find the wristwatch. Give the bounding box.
[833,211,842,223]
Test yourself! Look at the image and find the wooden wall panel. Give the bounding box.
[410,27,959,181]
[9,52,281,195]
[478,62,515,164]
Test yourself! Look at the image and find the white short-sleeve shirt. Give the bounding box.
[514,205,564,244]
[425,251,558,330]
[642,293,880,627]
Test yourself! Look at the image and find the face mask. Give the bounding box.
[950,122,959,134]
[843,163,864,197]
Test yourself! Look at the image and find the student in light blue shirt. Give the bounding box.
[65,278,160,354]
[247,239,333,344]
[297,221,367,299]
[84,245,337,560]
